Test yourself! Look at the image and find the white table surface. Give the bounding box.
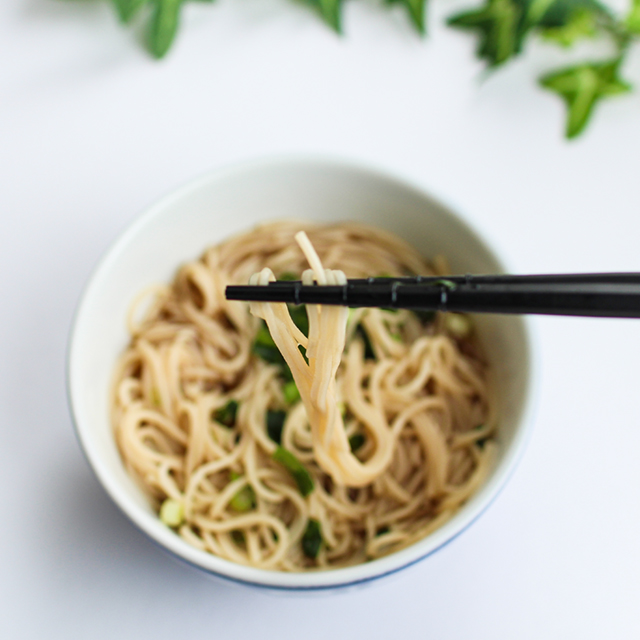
[2,1,640,638]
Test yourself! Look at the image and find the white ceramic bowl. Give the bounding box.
[68,157,537,589]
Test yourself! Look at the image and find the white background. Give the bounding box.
[2,0,640,637]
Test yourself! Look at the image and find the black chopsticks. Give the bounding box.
[225,273,640,318]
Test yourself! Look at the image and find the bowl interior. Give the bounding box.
[69,158,533,589]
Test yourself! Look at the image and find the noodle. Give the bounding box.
[112,221,496,571]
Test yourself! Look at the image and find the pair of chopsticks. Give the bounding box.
[226,273,640,318]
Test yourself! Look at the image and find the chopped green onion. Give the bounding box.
[229,479,256,512]
[355,324,376,360]
[231,530,245,546]
[376,525,390,536]
[267,410,287,444]
[288,304,309,336]
[252,321,295,380]
[434,278,457,290]
[349,433,366,452]
[272,446,314,496]
[150,387,161,408]
[278,272,298,281]
[253,342,282,365]
[159,498,184,527]
[213,400,239,427]
[283,381,300,405]
[444,313,472,338]
[252,323,283,365]
[254,323,275,347]
[302,518,323,559]
[414,310,436,325]
[473,423,489,447]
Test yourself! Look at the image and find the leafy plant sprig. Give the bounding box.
[107,0,639,137]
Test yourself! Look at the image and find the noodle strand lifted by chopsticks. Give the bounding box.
[112,221,496,571]
[249,232,400,487]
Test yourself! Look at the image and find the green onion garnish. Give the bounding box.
[414,310,436,324]
[252,323,282,364]
[267,410,287,444]
[230,481,256,512]
[302,518,323,559]
[150,387,161,407]
[288,304,309,336]
[231,530,246,546]
[272,446,314,496]
[283,380,300,405]
[159,498,184,527]
[349,433,366,452]
[213,400,239,427]
[433,278,457,290]
[355,324,376,360]
[252,321,294,380]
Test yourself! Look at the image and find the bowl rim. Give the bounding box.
[67,155,539,590]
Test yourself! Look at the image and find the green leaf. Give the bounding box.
[112,0,146,23]
[540,8,597,46]
[302,519,323,559]
[532,0,612,47]
[272,446,314,496]
[388,0,429,33]
[318,0,343,32]
[525,0,557,24]
[626,0,640,34]
[535,0,610,28]
[539,58,631,138]
[406,0,428,32]
[149,0,182,59]
[448,0,529,67]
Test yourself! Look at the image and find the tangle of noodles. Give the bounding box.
[112,221,496,571]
